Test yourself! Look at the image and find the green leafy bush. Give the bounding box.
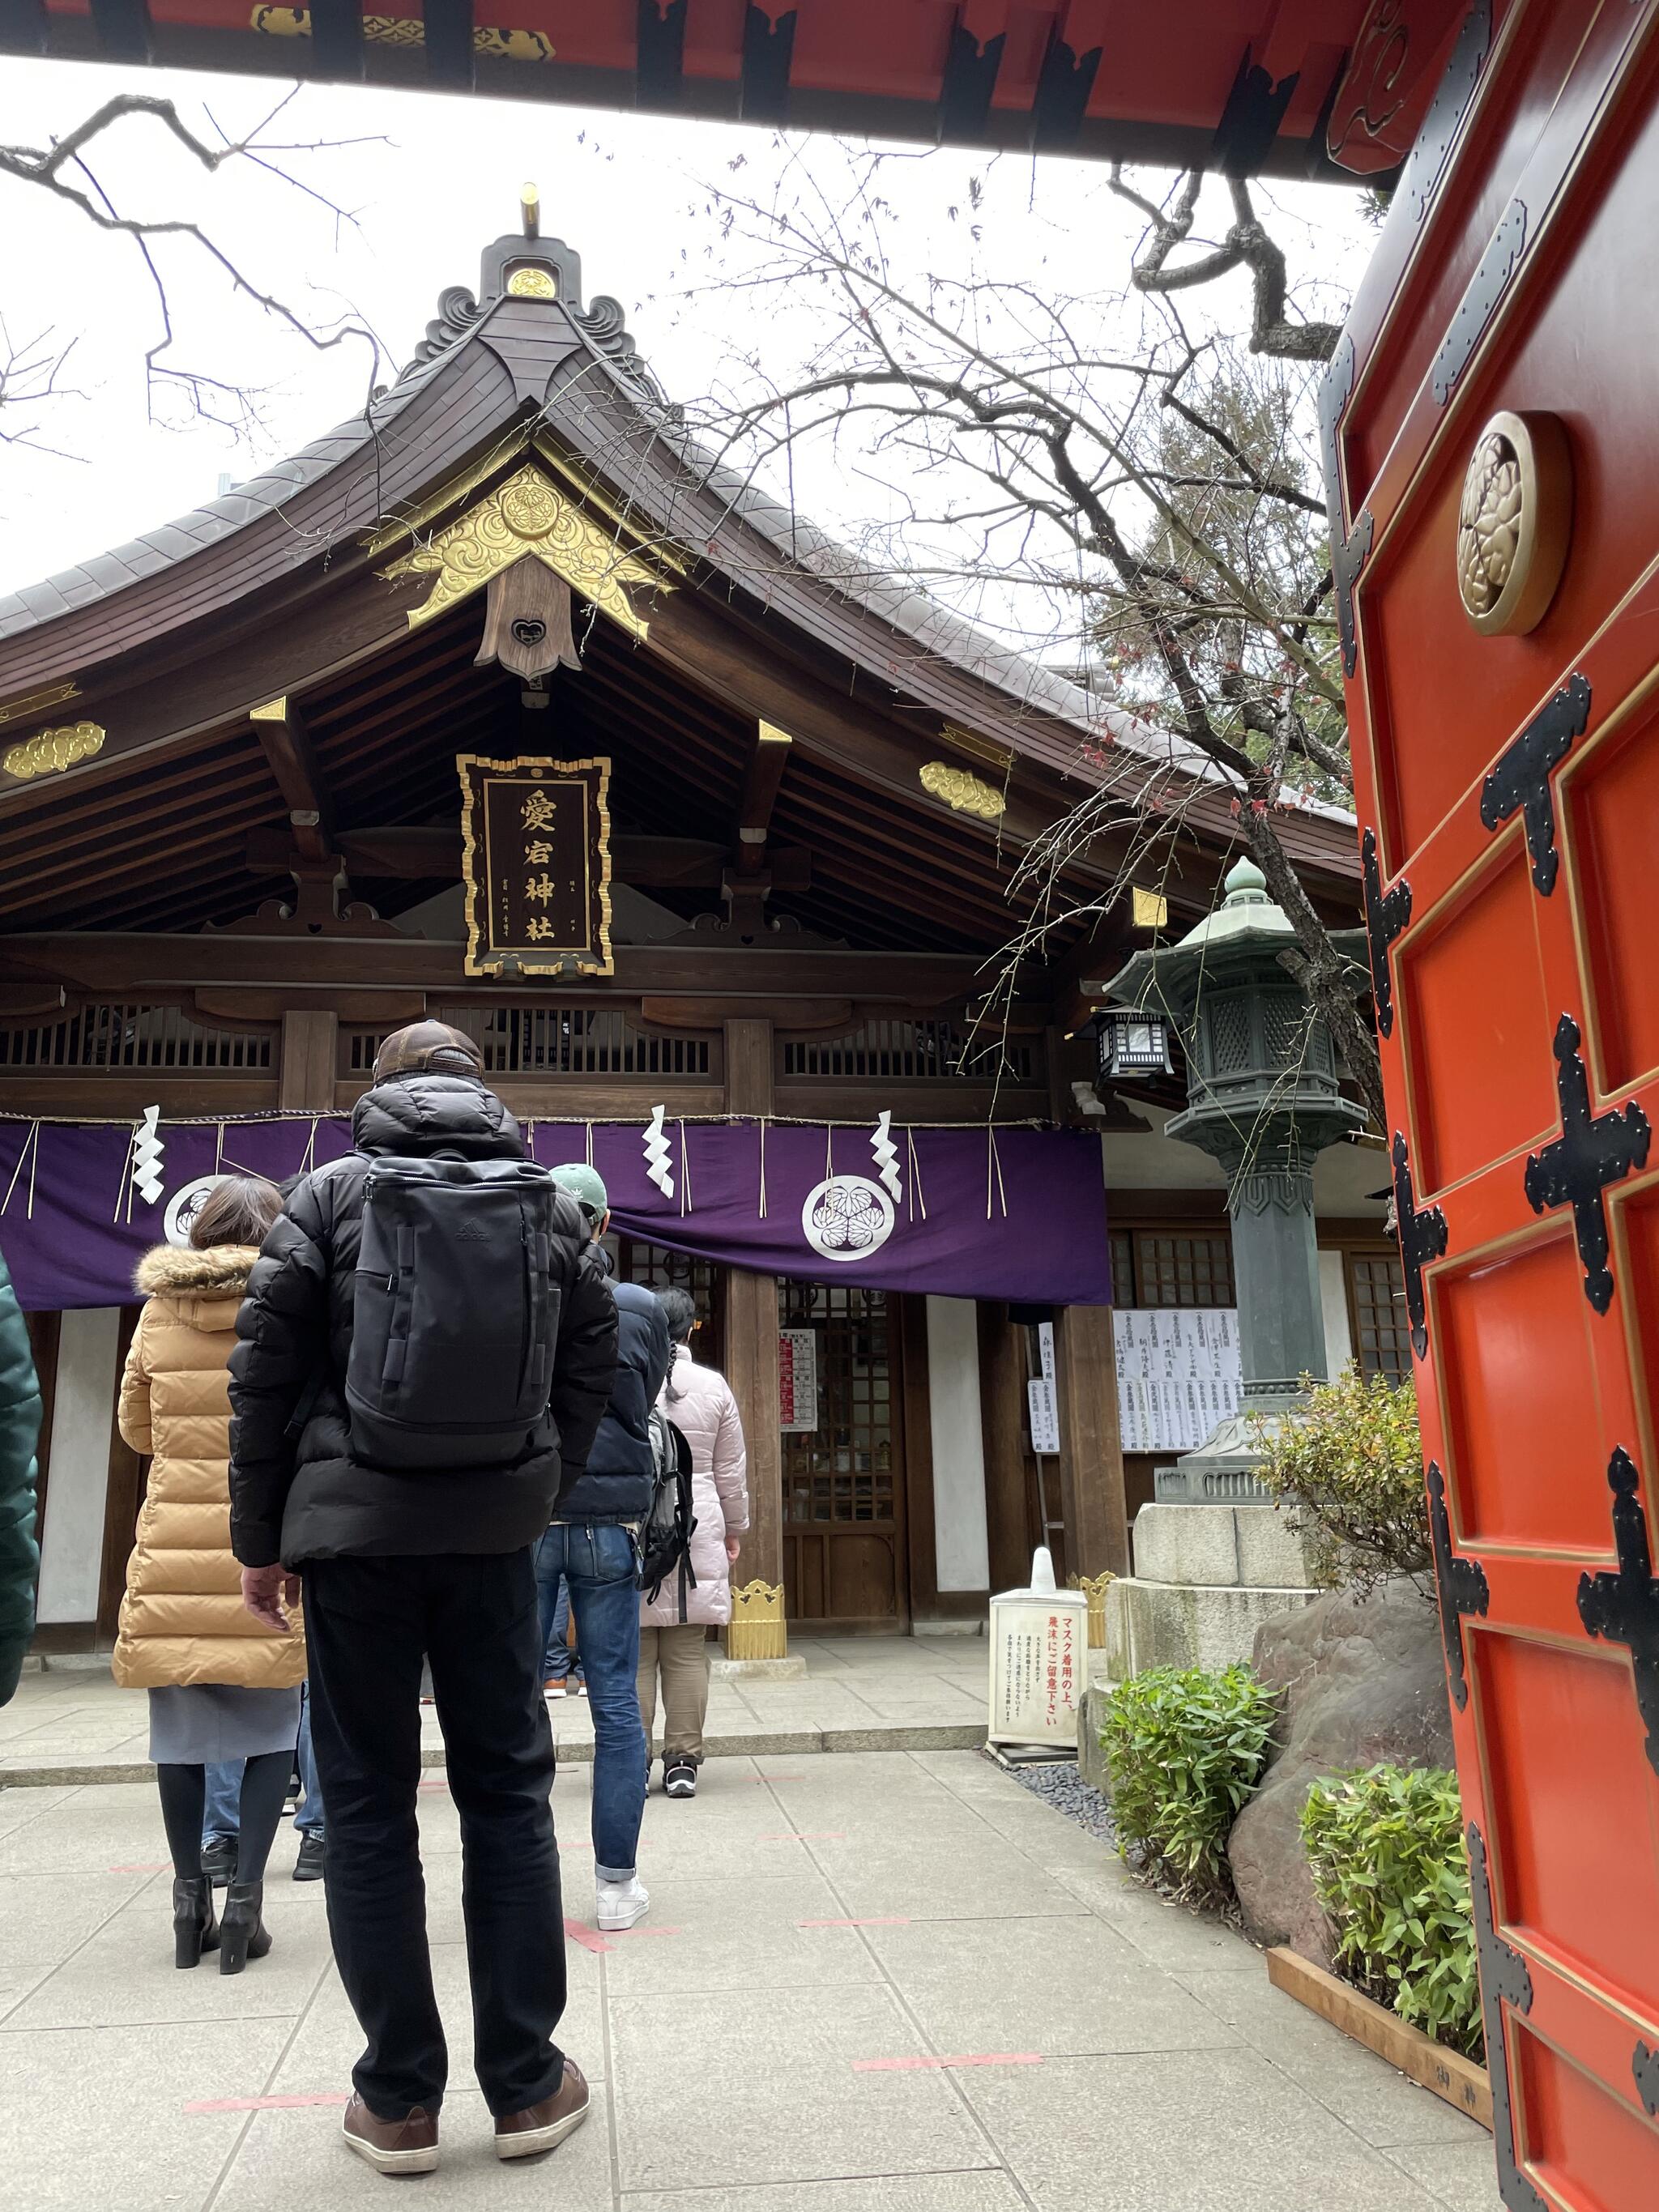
[1101,1664,1277,1905]
[1301,1764,1482,2058]
[1252,1366,1428,1596]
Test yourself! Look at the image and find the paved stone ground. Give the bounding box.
[1,1637,992,1784]
[0,1748,1500,2210]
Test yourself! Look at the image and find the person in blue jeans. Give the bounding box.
[539,1575,585,1697]
[203,1683,325,1882]
[539,1166,670,1932]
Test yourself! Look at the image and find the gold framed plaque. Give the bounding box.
[457,753,613,977]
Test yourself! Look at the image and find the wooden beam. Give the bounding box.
[242,826,812,893]
[278,1008,339,1111]
[1055,1303,1129,1579]
[979,1302,1034,1593]
[1,932,992,1001]
[249,697,334,865]
[736,722,794,878]
[721,1012,783,1608]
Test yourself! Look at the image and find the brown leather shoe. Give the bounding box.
[493,2057,591,2161]
[341,2093,440,2175]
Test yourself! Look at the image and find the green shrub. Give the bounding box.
[1101,1664,1277,1905]
[1300,1764,1482,2058]
[1252,1366,1428,1596]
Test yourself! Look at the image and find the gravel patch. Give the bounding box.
[1000,1756,1115,1843]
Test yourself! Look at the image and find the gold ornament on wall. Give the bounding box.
[506,266,557,300]
[919,759,1006,820]
[249,7,554,59]
[1456,409,1572,637]
[379,463,668,639]
[3,720,104,780]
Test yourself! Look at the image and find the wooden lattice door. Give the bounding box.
[780,1279,908,1630]
[1333,6,1659,2201]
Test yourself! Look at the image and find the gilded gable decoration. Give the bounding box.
[378,464,669,639]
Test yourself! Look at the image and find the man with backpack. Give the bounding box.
[541,1163,671,1932]
[227,1022,618,2179]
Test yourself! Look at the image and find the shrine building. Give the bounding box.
[0,214,1386,1650]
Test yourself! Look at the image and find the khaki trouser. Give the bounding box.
[637,1622,711,1764]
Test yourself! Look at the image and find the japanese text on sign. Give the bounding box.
[778,1329,819,1434]
[1112,1306,1242,1452]
[457,754,613,977]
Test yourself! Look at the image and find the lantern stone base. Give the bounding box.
[1102,1571,1318,1681]
[1094,1499,1320,1692]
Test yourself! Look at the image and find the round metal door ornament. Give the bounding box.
[1456,409,1572,636]
[800,1174,895,1262]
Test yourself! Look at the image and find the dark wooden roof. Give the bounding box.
[0,220,1362,963]
[16,1,1461,184]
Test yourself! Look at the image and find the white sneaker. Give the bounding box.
[544,1681,569,1699]
[595,1875,650,1932]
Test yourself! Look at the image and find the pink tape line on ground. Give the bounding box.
[186,2093,351,2114]
[758,1831,847,1840]
[563,1917,612,1954]
[853,2054,1043,2073]
[109,1863,171,1873]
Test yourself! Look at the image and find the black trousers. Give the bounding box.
[301,1549,566,2120]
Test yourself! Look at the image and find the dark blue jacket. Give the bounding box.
[552,1267,671,1525]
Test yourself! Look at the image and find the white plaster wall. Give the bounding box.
[924,1295,990,1592]
[1319,1249,1355,1381]
[35,1306,121,1625]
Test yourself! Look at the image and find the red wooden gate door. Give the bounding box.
[1331,4,1659,2204]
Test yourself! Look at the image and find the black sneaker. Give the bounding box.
[293,1831,326,1882]
[201,1837,236,1887]
[663,1759,697,1800]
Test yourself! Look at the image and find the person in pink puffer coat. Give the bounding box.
[638,1290,748,1799]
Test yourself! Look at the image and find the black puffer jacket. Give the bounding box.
[552,1261,672,1525]
[228,1075,618,1569]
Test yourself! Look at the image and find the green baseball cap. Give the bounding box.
[549,1161,609,1227]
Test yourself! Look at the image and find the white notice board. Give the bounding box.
[1026,1318,1060,1452]
[988,1590,1089,1750]
[1112,1307,1243,1453]
[778,1329,819,1433]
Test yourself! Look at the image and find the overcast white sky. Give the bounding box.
[0,60,1377,653]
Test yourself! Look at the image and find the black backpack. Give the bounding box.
[345,1154,569,1470]
[638,1408,697,1617]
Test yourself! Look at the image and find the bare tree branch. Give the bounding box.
[1,92,387,435]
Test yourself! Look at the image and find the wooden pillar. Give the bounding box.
[720,1015,784,1601]
[1054,1303,1129,1579]
[723,1266,783,1592]
[279,1008,338,1112]
[979,1301,1031,1593]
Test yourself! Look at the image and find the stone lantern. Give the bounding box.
[1105,857,1365,1493]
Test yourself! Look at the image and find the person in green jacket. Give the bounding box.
[0,1242,41,1706]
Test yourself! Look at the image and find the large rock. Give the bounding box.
[1226,1577,1455,1968]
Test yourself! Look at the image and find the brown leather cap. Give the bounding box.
[372,1020,484,1083]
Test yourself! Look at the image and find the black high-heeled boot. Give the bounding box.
[219,1881,273,1975]
[173,1875,220,1969]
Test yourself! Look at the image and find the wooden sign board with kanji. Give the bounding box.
[457,755,612,978]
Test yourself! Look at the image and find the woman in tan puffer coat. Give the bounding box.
[115,1174,302,1975]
